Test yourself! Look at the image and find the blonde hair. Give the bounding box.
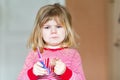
[27,3,77,51]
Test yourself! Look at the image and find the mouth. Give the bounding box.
[51,37,58,38]
[51,36,59,39]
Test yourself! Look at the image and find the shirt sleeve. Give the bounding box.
[27,67,39,80]
[17,50,37,80]
[59,67,72,79]
[69,50,86,80]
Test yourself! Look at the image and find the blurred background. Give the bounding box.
[0,0,120,80]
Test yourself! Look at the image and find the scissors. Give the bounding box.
[37,47,50,74]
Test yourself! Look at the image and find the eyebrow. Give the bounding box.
[43,24,62,26]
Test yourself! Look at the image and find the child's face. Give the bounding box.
[42,19,65,48]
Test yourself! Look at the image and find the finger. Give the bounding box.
[34,68,47,76]
[33,66,47,76]
[50,58,59,66]
[35,64,47,72]
[38,69,47,75]
[36,61,44,67]
[55,60,62,66]
[34,62,47,72]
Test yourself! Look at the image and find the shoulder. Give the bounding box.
[23,49,38,67]
[64,48,79,54]
[65,48,82,62]
[26,49,38,58]
[62,48,80,56]
[25,49,38,62]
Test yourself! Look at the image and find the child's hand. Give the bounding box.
[54,59,66,75]
[33,62,47,76]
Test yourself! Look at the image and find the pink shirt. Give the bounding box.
[18,48,86,80]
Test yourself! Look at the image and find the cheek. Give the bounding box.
[59,30,66,39]
[42,33,49,40]
[42,29,49,36]
[42,30,48,41]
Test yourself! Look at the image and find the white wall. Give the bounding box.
[108,0,120,80]
[0,0,65,80]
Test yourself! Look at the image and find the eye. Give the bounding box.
[56,25,62,28]
[43,26,50,29]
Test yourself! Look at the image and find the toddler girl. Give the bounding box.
[18,3,86,80]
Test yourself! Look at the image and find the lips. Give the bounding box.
[51,36,58,38]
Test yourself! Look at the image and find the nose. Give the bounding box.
[51,27,57,34]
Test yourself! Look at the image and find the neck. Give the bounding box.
[44,45,62,49]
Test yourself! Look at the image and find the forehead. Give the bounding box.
[44,18,62,25]
[45,17,63,26]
